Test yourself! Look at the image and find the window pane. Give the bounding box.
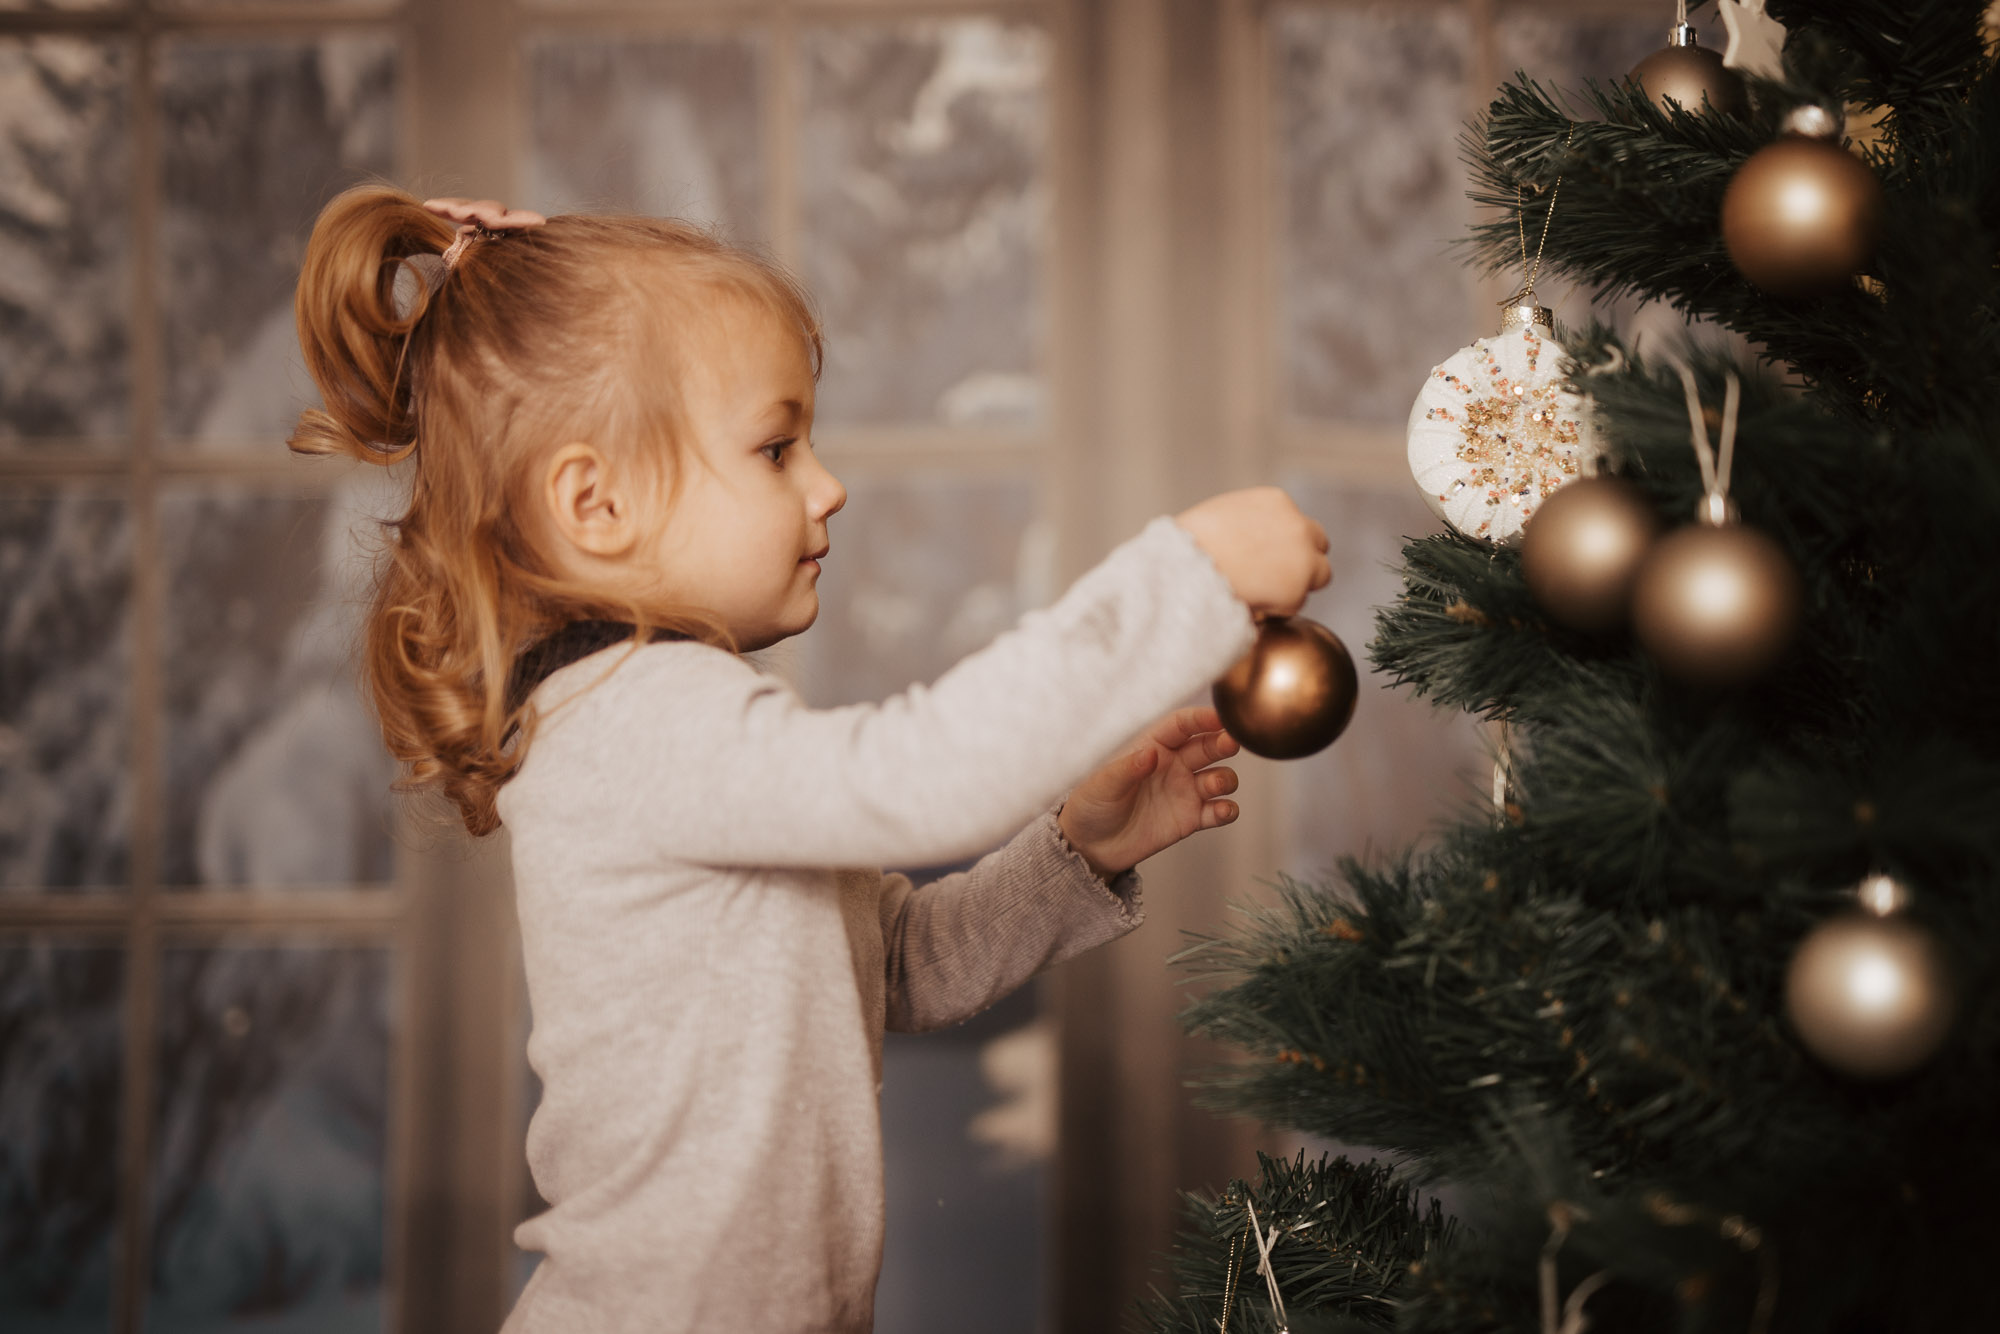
[1277,3,1473,424]
[0,942,123,1332]
[156,475,398,889]
[157,34,399,452]
[799,20,1049,428]
[0,1,125,13]
[149,944,392,1333]
[787,473,1043,707]
[0,36,131,449]
[877,995,1046,1334]
[0,490,132,892]
[525,31,764,243]
[1272,476,1483,880]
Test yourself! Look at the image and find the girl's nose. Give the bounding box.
[810,452,845,519]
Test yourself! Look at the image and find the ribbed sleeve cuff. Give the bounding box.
[1040,805,1144,931]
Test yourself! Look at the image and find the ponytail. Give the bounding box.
[289,183,456,464]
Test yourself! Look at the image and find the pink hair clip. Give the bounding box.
[422,196,547,270]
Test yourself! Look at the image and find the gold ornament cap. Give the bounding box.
[1857,872,1912,916]
[1782,103,1844,140]
[1498,292,1555,333]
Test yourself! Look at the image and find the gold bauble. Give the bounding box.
[1786,911,1954,1080]
[1520,477,1662,634]
[1630,41,1748,118]
[1212,617,1358,760]
[1631,523,1801,684]
[1721,136,1884,296]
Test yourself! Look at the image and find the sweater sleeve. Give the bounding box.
[533,513,1257,870]
[877,804,1144,1034]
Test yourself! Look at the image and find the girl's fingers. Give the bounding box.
[1198,766,1239,799]
[1203,799,1240,829]
[1149,705,1222,751]
[1174,727,1239,770]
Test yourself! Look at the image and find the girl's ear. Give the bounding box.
[542,442,637,559]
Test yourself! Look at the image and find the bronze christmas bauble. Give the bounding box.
[1520,477,1662,634]
[1721,136,1884,296]
[1786,911,1954,1080]
[1631,523,1801,684]
[1630,41,1748,118]
[1212,617,1358,760]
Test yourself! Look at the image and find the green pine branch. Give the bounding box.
[1135,1151,1455,1334]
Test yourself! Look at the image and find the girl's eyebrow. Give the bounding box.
[759,398,805,432]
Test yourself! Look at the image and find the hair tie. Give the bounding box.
[422,196,546,270]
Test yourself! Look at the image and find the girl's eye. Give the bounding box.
[760,438,794,466]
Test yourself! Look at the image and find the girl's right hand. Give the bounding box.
[1173,487,1332,618]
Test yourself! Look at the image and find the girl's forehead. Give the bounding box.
[675,289,816,398]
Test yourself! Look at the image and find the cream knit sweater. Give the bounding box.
[496,515,1256,1332]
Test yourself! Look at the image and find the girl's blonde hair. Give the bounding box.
[289,182,821,836]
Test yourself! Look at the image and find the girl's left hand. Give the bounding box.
[1057,706,1241,881]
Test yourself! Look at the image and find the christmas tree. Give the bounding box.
[1143,3,1999,1331]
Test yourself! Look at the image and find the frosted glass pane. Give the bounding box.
[0,1,124,12]
[0,943,123,1332]
[799,20,1048,428]
[877,1002,1044,1334]
[157,34,399,451]
[0,490,132,891]
[786,474,1042,708]
[1277,4,1474,424]
[0,36,131,448]
[525,32,764,243]
[1493,11,1669,97]
[149,945,392,1333]
[1273,477,1484,881]
[156,473,399,888]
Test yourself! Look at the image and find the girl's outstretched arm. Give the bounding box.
[500,516,1258,870]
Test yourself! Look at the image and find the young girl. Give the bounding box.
[290,185,1330,1332]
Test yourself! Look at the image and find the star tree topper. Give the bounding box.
[1720,0,1788,80]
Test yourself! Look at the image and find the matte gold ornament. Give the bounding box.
[1786,879,1954,1080]
[1521,476,1662,634]
[1212,617,1358,760]
[1631,361,1802,684]
[1630,16,1748,117]
[1631,522,1800,683]
[1721,107,1884,296]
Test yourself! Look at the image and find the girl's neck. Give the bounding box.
[505,620,686,713]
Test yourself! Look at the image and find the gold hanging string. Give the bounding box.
[1216,1225,1242,1333]
[1508,123,1578,307]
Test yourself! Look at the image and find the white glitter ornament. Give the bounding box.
[1405,317,1601,543]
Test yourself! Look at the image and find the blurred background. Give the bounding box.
[0,0,1700,1330]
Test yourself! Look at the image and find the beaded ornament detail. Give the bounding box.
[1405,323,1600,543]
